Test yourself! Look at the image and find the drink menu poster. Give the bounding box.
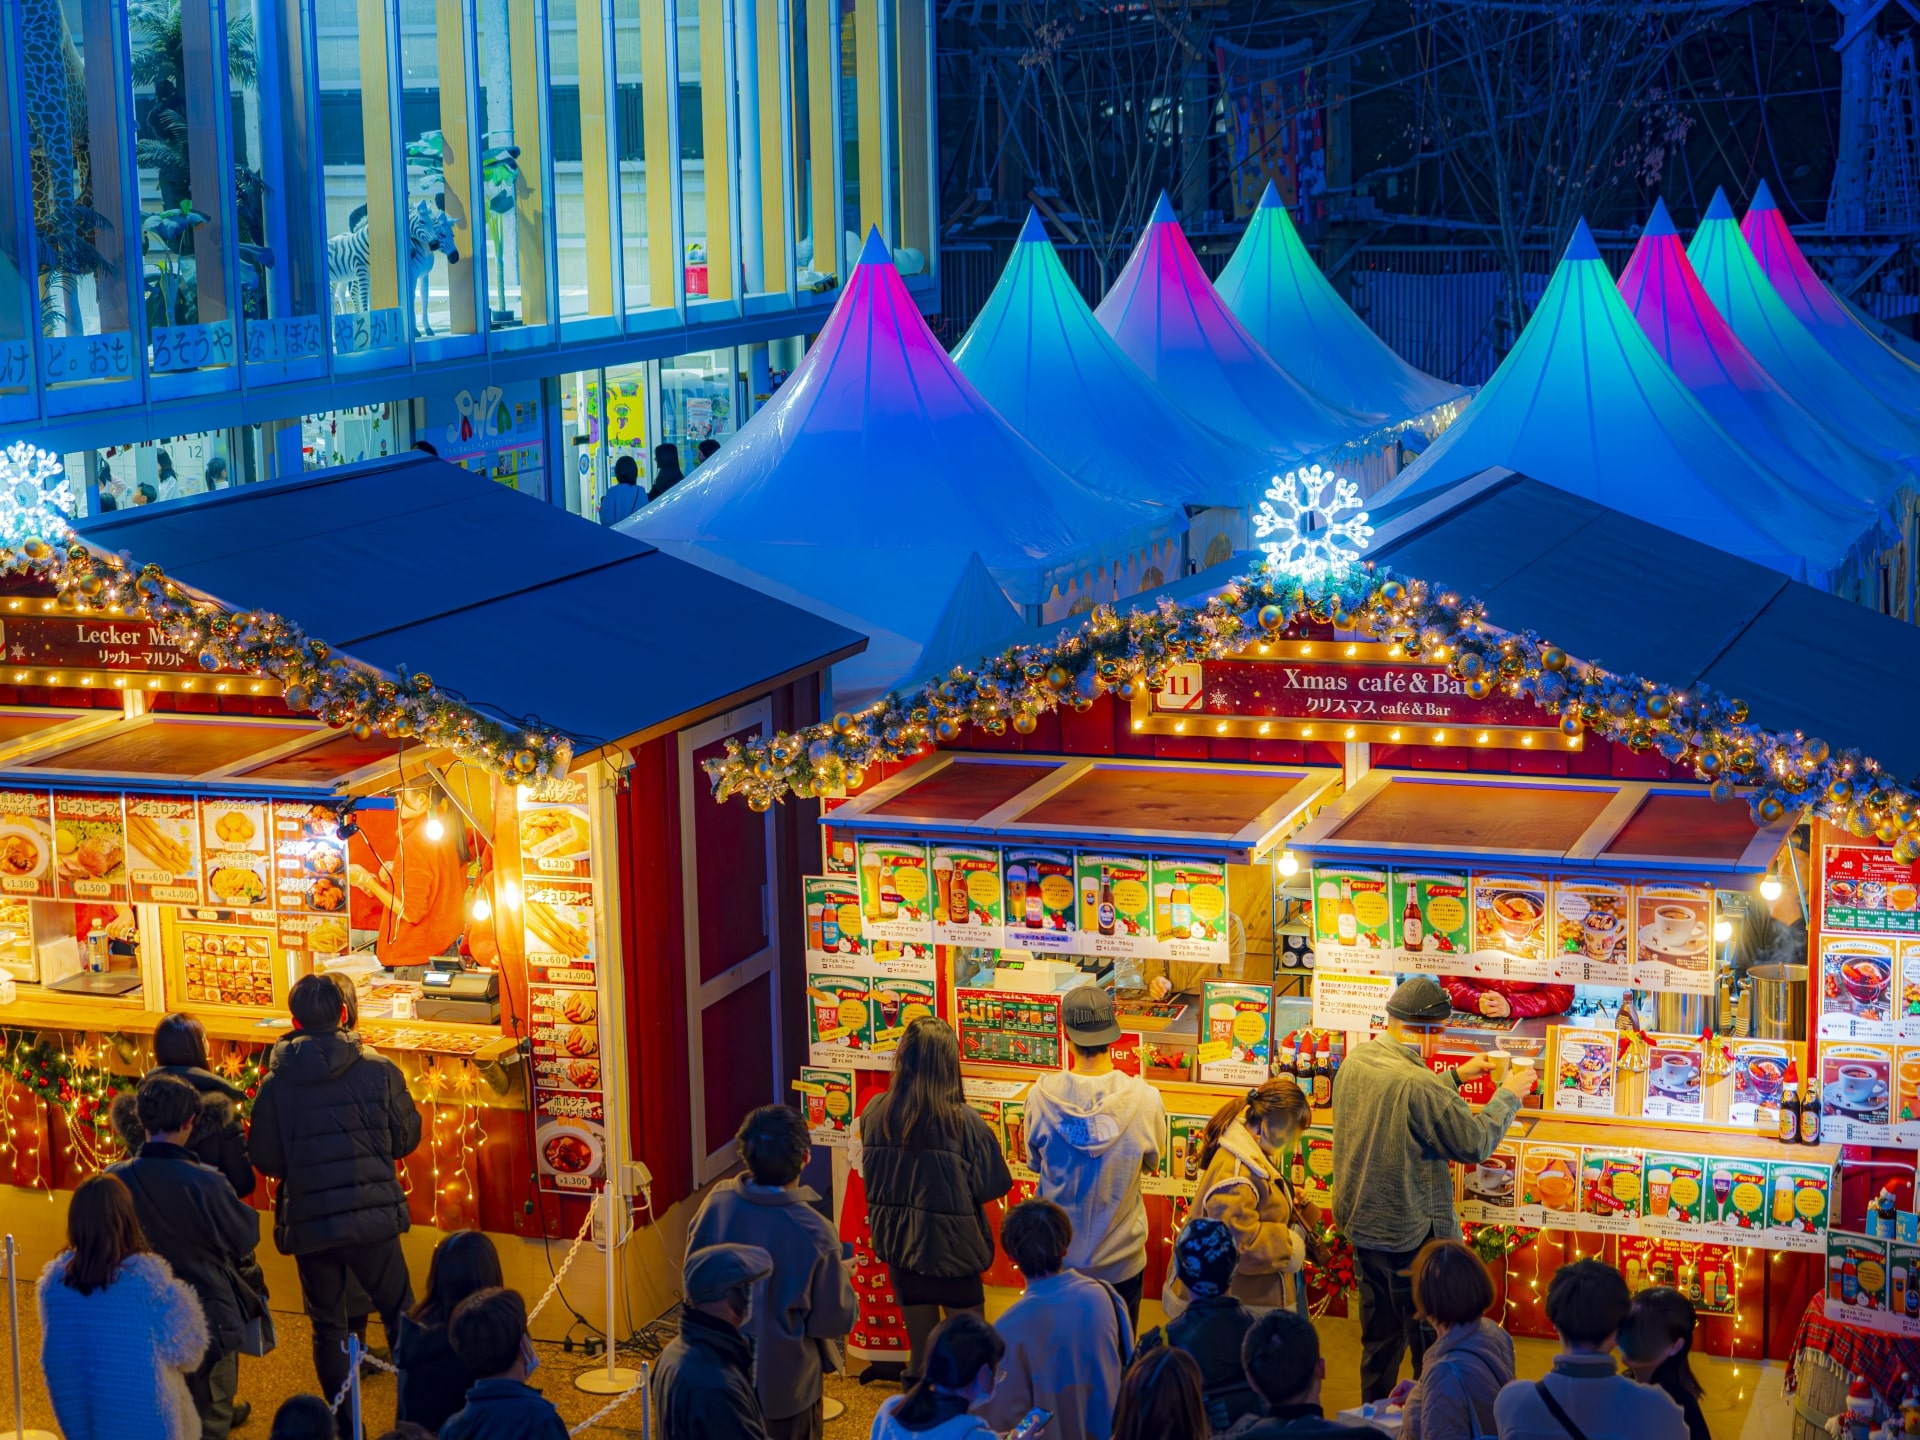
[1388,870,1471,974]
[1633,883,1714,994]
[1472,875,1552,978]
[857,840,933,944]
[1549,878,1632,985]
[1820,934,1897,1041]
[1551,1029,1617,1115]
[1077,852,1152,957]
[1154,856,1229,964]
[1003,846,1076,953]
[1577,1148,1643,1235]
[1824,844,1920,935]
[1640,1152,1707,1240]
[933,845,1002,949]
[794,1067,854,1143]
[1198,982,1273,1087]
[1310,866,1394,971]
[1821,1041,1894,1143]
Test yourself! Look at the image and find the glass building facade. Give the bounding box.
[1,0,935,517]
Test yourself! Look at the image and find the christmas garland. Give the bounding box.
[0,446,574,786]
[707,556,1911,856]
[2,1033,120,1138]
[1461,1220,1540,1267]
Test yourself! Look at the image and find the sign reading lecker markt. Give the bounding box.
[0,616,194,674]
[1140,652,1567,745]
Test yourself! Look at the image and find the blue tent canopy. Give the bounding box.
[1373,221,1881,585]
[952,210,1270,510]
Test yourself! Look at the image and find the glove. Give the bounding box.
[1285,1224,1308,1273]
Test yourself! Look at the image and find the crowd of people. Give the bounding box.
[28,975,1709,1440]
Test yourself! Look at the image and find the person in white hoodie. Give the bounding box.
[1024,985,1165,1330]
[871,1313,1005,1440]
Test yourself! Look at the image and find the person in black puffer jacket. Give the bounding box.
[1137,1219,1262,1434]
[252,973,423,1436]
[111,1012,255,1198]
[854,1016,1011,1384]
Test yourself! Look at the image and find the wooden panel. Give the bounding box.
[436,0,479,333]
[1605,792,1759,862]
[238,730,400,782]
[24,720,320,775]
[511,0,550,324]
[641,0,678,303]
[894,0,928,255]
[576,0,616,314]
[1023,766,1307,835]
[355,0,400,308]
[1331,779,1615,852]
[699,0,734,300]
[870,760,1060,822]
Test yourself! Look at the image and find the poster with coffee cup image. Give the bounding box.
[1551,1029,1617,1115]
[1460,1144,1520,1224]
[932,845,1002,949]
[857,840,933,944]
[1003,847,1076,953]
[1549,878,1633,985]
[1640,1152,1708,1239]
[1471,875,1553,980]
[1310,866,1395,971]
[1517,1142,1582,1228]
[1577,1147,1643,1235]
[1077,852,1152,957]
[1821,935,1897,1040]
[1155,856,1229,963]
[1729,1042,1790,1128]
[1823,844,1920,936]
[1388,870,1471,974]
[1643,1036,1706,1122]
[1821,1041,1895,1142]
[1634,882,1714,993]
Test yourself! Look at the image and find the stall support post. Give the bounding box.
[1,1237,54,1440]
[575,1182,641,1394]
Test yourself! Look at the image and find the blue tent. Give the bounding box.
[953,211,1271,510]
[619,231,1184,706]
[1214,182,1469,429]
[1373,221,1880,585]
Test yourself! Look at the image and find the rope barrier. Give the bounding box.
[528,1201,600,1325]
[569,1358,650,1437]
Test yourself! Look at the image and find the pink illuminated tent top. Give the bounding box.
[1742,180,1920,419]
[620,230,1182,705]
[1094,193,1376,487]
[1619,197,1903,511]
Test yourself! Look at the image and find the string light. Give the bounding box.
[1760,873,1783,902]
[425,812,446,842]
[470,893,492,922]
[1278,851,1300,878]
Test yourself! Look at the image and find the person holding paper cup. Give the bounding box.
[1331,977,1535,1403]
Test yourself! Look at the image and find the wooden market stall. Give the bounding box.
[0,454,865,1321]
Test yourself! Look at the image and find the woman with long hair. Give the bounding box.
[1619,1286,1709,1440]
[1166,1077,1320,1316]
[870,1313,1005,1439]
[1394,1238,1511,1440]
[855,1017,1013,1383]
[394,1230,505,1432]
[1111,1346,1207,1440]
[38,1174,208,1440]
[110,1012,254,1197]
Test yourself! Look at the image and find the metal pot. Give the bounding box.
[1748,962,1808,1041]
[1656,989,1712,1036]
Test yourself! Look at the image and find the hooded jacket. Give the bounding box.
[107,1141,263,1353]
[1403,1316,1514,1440]
[1492,1354,1689,1440]
[979,1269,1131,1440]
[38,1252,208,1440]
[856,1100,1012,1278]
[872,1393,999,1440]
[1166,1119,1313,1315]
[110,1065,255,1198]
[685,1178,859,1421]
[248,1029,423,1255]
[393,1311,482,1433]
[1024,1069,1165,1284]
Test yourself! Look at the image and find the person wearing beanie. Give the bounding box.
[1330,976,1534,1403]
[1135,1219,1262,1433]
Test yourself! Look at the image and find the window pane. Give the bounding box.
[550,0,615,319]
[838,0,857,248]
[0,11,32,389]
[737,0,784,296]
[613,0,658,311]
[474,0,547,327]
[660,346,735,465]
[677,2,707,297]
[319,0,409,356]
[397,0,479,337]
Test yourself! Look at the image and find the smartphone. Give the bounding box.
[1007,1408,1052,1440]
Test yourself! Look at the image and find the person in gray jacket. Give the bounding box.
[1330,977,1534,1403]
[686,1104,858,1440]
[1392,1240,1512,1440]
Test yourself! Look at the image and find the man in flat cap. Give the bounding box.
[654,1243,777,1440]
[1331,976,1536,1403]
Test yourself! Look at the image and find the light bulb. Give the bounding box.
[1713,918,1733,943]
[1760,873,1782,903]
[1278,850,1300,877]
[470,894,491,922]
[425,813,445,841]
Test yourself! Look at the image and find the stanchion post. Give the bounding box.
[2,1236,55,1440]
[575,1182,640,1394]
[346,1332,363,1440]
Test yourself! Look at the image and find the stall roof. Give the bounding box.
[1370,470,1920,783]
[73,457,867,758]
[829,753,1340,861]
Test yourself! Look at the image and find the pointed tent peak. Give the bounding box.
[1257,181,1284,211]
[1750,178,1780,213]
[1703,188,1737,223]
[1563,219,1601,263]
[1017,209,1050,245]
[1149,191,1178,226]
[855,227,893,267]
[1643,198,1678,238]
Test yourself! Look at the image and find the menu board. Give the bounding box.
[271,801,349,954]
[1460,1143,1520,1224]
[1310,866,1394,970]
[1197,982,1272,1086]
[1704,1156,1769,1239]
[1472,875,1552,979]
[1003,847,1076,952]
[933,845,1002,949]
[0,790,54,899]
[1821,1041,1894,1142]
[178,922,276,1008]
[1900,941,1920,1042]
[1154,856,1229,964]
[1577,1148,1643,1235]
[1769,1160,1832,1252]
[1633,882,1714,993]
[807,974,874,1066]
[1618,1237,1741,1316]
[871,977,936,1056]
[1077,852,1152,957]
[1729,1041,1790,1129]
[50,792,127,903]
[199,798,271,910]
[518,779,607,1195]
[1824,844,1920,935]
[1551,1029,1617,1115]
[858,840,933,945]
[1388,870,1471,974]
[794,1067,854,1144]
[1820,934,1897,1040]
[1643,1035,1705,1122]
[1550,878,1632,985]
[1827,1232,1893,1326]
[120,795,199,904]
[955,989,1060,1070]
[805,875,865,962]
[1519,1142,1581,1229]
[1641,1152,1708,1239]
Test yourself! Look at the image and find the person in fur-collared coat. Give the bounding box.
[39,1174,209,1440]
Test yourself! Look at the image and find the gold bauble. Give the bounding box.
[1013,712,1038,735]
[832,711,855,734]
[1257,604,1285,632]
[1540,647,1568,672]
[513,749,538,773]
[1560,715,1583,737]
[1758,796,1786,824]
[1044,665,1071,691]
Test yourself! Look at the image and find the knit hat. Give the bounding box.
[1386,975,1453,1023]
[1174,1218,1238,1298]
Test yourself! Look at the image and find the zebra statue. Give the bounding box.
[326,199,461,336]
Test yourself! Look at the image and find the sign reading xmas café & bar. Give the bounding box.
[1135,645,1571,747]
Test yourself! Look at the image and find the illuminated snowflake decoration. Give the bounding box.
[0,444,74,550]
[1253,465,1372,582]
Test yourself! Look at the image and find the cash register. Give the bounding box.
[401,957,501,1024]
